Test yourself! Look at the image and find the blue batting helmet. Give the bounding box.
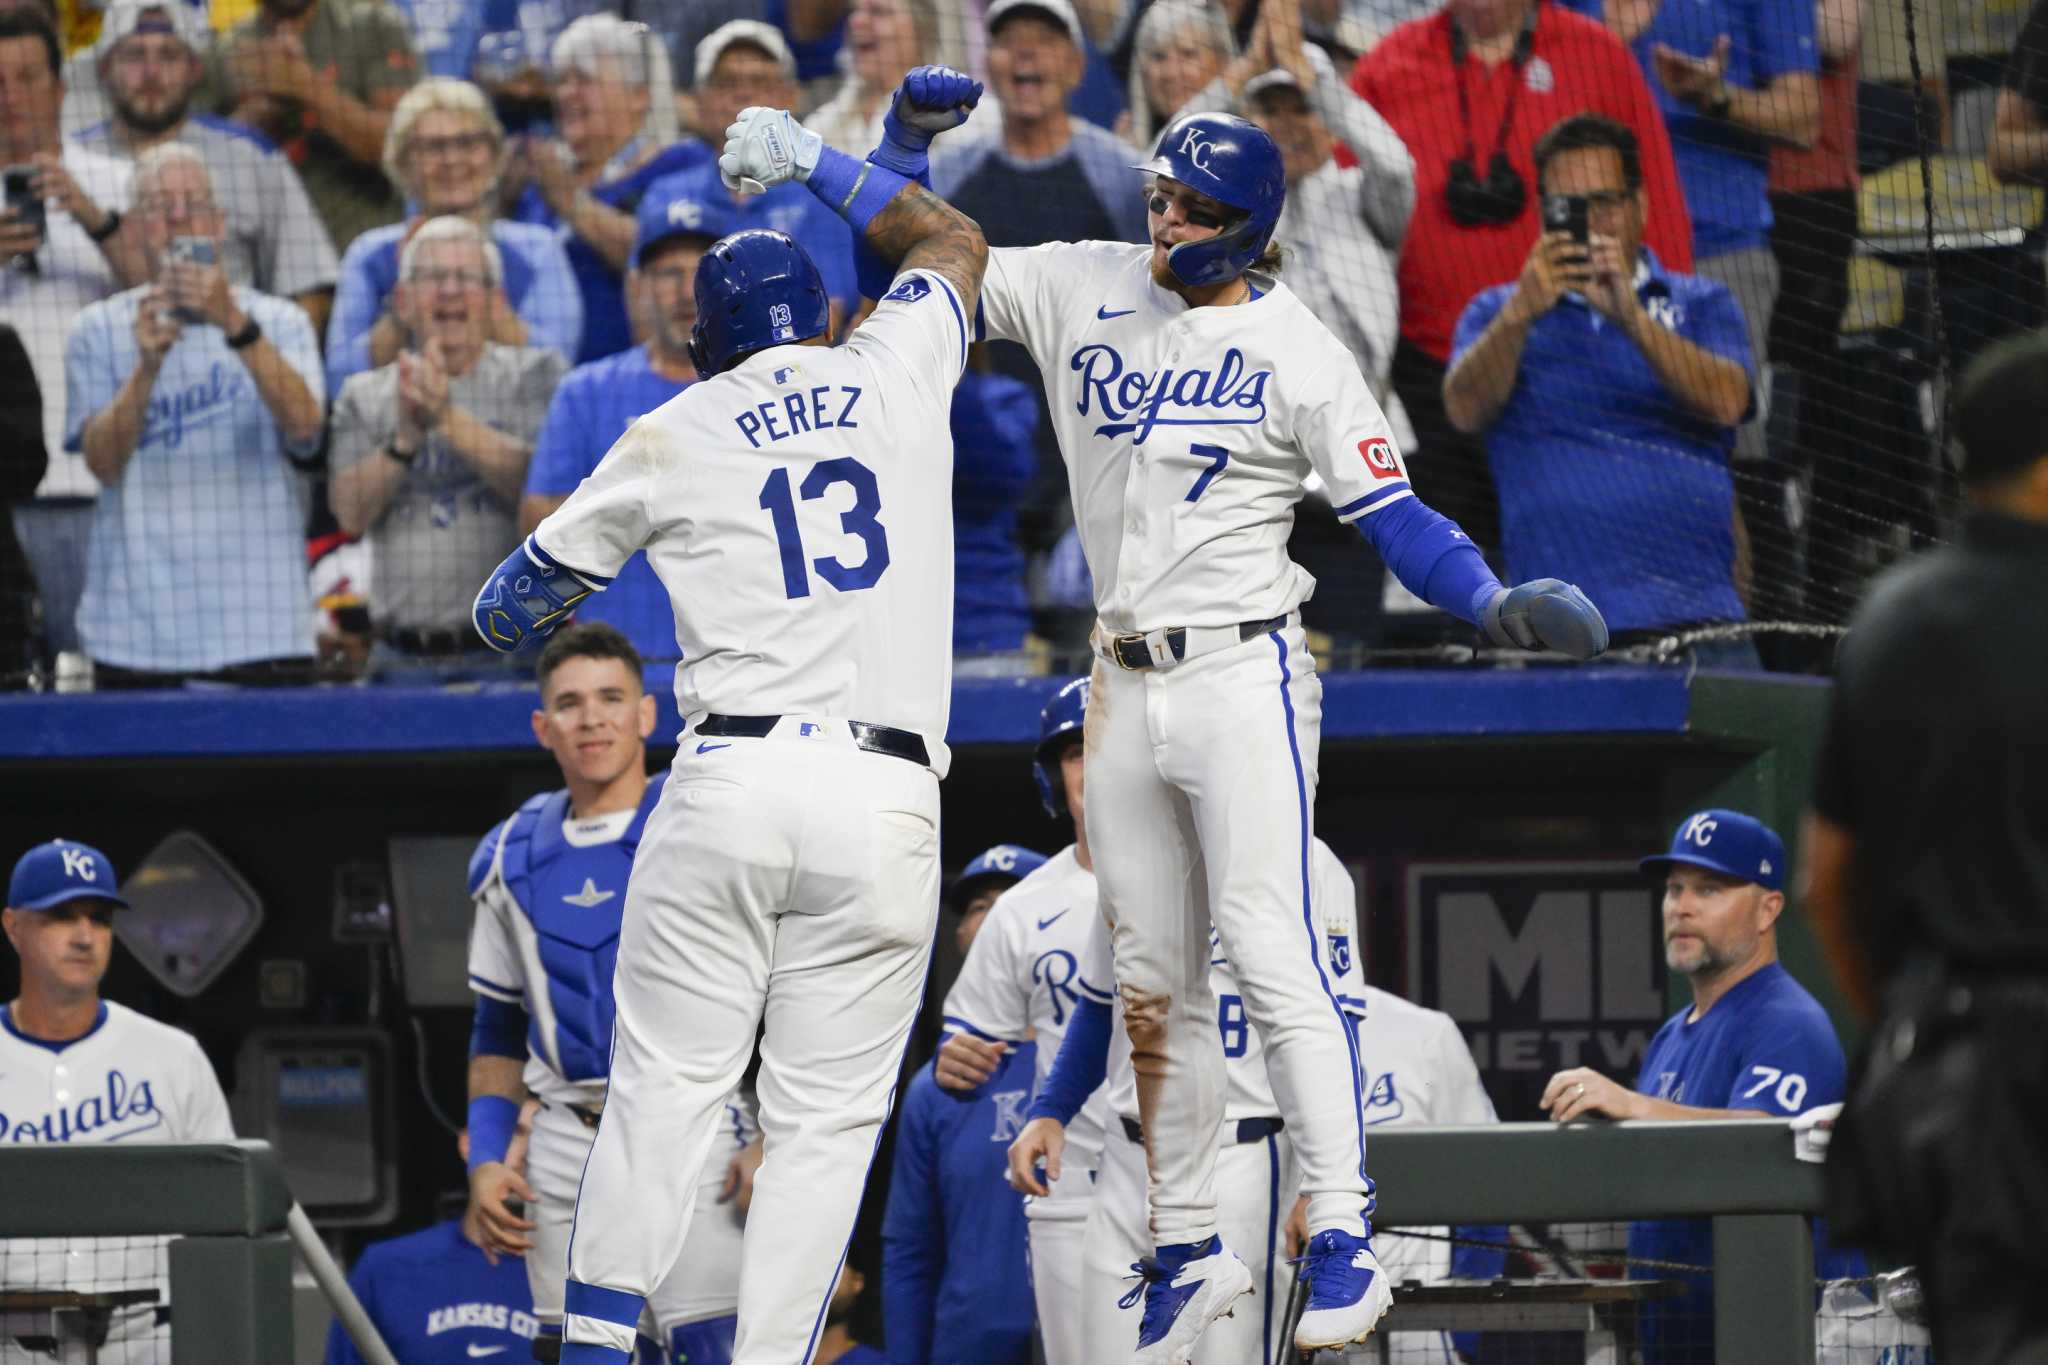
[687,228,831,377]
[1033,677,1088,819]
[1133,112,1286,288]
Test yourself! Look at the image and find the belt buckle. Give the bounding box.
[1111,631,1147,671]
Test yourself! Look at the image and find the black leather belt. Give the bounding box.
[1107,615,1289,671]
[542,1099,604,1130]
[381,623,497,656]
[1122,1114,1283,1146]
[697,713,931,767]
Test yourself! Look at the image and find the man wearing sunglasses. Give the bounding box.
[722,77,1608,1362]
[1444,113,1760,668]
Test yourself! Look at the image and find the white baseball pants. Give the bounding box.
[562,733,941,1365]
[528,1099,744,1336]
[1085,622,1373,1245]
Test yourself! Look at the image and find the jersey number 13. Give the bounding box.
[758,457,892,599]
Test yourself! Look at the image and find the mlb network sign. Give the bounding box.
[1405,862,1668,1120]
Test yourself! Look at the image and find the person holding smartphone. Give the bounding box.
[65,142,325,688]
[1442,113,1762,668]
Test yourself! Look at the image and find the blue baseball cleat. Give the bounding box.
[1293,1228,1395,1351]
[1123,1234,1253,1365]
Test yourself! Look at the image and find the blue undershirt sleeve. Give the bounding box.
[1357,497,1504,624]
[1027,996,1112,1124]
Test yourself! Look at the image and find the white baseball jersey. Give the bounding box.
[0,1000,233,1352]
[940,846,1116,1177]
[978,243,1412,633]
[1080,840,1369,1123]
[1350,984,1498,1287]
[532,270,969,773]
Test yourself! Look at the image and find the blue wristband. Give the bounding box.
[804,144,913,236]
[874,108,935,180]
[467,1093,519,1171]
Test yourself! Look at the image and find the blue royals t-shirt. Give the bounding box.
[324,1218,537,1364]
[525,344,691,658]
[1629,0,1817,256]
[879,1046,1037,1365]
[1629,962,1856,1361]
[1450,251,1755,633]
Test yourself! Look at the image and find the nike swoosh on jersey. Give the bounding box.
[466,1346,507,1358]
[1037,910,1069,930]
[696,740,731,754]
[1095,305,1136,320]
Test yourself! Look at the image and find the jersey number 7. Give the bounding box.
[758,458,893,599]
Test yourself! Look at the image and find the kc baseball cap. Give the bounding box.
[97,0,208,58]
[634,179,740,268]
[1640,810,1786,892]
[693,18,797,87]
[8,840,130,913]
[987,0,1086,46]
[947,844,1047,913]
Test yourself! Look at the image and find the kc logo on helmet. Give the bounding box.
[1177,126,1216,174]
[60,849,97,881]
[1359,437,1401,481]
[1683,814,1719,847]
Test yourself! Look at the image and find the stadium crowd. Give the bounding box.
[1,0,2044,689]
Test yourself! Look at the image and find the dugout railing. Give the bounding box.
[0,1140,297,1363]
[1368,1118,1825,1364]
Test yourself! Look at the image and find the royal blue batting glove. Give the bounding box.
[1481,579,1609,660]
[874,65,982,178]
[472,535,609,653]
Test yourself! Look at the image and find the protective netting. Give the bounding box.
[0,1235,171,1364]
[0,0,2041,689]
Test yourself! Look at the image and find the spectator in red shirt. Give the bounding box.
[1351,0,1692,555]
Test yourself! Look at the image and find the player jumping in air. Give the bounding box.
[471,69,989,1365]
[730,83,1609,1361]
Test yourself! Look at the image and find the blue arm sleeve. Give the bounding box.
[1026,996,1112,1124]
[880,1088,942,1365]
[470,994,527,1060]
[467,1093,521,1170]
[854,126,935,301]
[1356,498,1504,624]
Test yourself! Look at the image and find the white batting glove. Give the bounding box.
[720,107,823,196]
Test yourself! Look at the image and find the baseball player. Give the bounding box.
[883,831,1042,1365]
[985,839,1362,1365]
[471,71,989,1365]
[1540,810,1854,1362]
[1,839,235,1365]
[771,90,1613,1360]
[326,1115,544,1364]
[934,678,1113,1365]
[465,623,756,1364]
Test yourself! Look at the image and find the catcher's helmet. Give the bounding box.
[1134,112,1286,288]
[688,228,831,376]
[1033,677,1089,819]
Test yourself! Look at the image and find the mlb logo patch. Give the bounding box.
[1328,933,1352,975]
[884,276,932,304]
[1358,437,1401,481]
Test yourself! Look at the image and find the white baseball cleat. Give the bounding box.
[1123,1234,1255,1365]
[1293,1228,1395,1351]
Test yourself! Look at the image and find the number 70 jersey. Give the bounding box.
[532,270,969,774]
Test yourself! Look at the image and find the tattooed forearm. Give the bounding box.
[865,181,988,319]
